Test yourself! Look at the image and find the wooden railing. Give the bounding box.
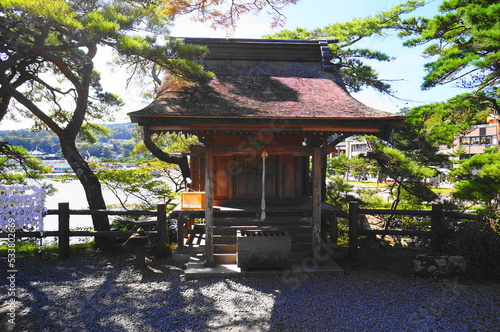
[348,201,481,259]
[3,200,483,262]
[1,202,169,259]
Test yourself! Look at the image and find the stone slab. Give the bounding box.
[184,253,344,280]
[237,231,292,269]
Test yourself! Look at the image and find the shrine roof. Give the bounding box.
[128,38,405,126]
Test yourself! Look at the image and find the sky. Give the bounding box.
[1,0,468,130]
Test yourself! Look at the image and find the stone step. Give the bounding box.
[293,242,314,249]
[291,252,314,263]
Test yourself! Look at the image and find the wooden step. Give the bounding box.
[214,253,237,264]
[214,216,311,221]
[214,222,312,229]
[213,228,311,236]
[291,233,312,239]
[209,216,315,265]
[213,225,278,235]
[213,235,236,244]
[213,234,312,246]
[213,238,312,250]
[175,246,204,255]
[214,244,237,254]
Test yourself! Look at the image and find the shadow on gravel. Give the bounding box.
[1,250,218,331]
[263,247,500,331]
[2,249,499,331]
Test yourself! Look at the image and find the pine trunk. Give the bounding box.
[61,139,111,249]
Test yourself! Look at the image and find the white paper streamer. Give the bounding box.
[0,185,46,231]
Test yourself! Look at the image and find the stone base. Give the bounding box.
[414,253,467,277]
[237,230,291,269]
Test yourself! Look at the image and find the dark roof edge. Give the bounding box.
[128,114,407,121]
[180,38,339,44]
[204,56,321,62]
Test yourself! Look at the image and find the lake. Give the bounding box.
[43,179,143,232]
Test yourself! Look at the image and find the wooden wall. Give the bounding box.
[189,134,312,205]
[190,154,309,204]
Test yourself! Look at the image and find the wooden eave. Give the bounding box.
[132,115,405,137]
[182,38,338,62]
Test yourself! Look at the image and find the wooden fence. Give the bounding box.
[2,200,483,261]
[348,201,481,260]
[0,202,169,259]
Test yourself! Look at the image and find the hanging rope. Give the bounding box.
[260,149,268,220]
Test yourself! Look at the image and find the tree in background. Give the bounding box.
[365,136,438,233]
[0,0,211,247]
[324,175,354,210]
[404,96,492,153]
[0,129,61,155]
[327,153,377,181]
[0,142,50,185]
[399,0,500,217]
[446,146,500,279]
[363,0,500,213]
[265,0,448,211]
[327,153,349,177]
[164,0,300,29]
[366,138,437,210]
[401,0,499,115]
[266,0,425,95]
[385,99,489,186]
[132,133,201,162]
[449,147,500,222]
[93,161,179,211]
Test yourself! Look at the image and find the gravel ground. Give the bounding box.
[1,250,499,332]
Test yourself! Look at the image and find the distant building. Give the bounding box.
[335,137,369,159]
[29,149,59,160]
[453,116,499,160]
[332,117,499,184]
[335,116,499,163]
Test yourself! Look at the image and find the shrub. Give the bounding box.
[444,218,500,281]
[325,176,356,210]
[110,217,137,231]
[356,188,389,209]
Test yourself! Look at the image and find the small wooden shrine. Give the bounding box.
[128,38,405,267]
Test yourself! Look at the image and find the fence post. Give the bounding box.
[349,201,359,260]
[431,204,443,253]
[330,210,338,245]
[58,202,70,259]
[156,204,170,258]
